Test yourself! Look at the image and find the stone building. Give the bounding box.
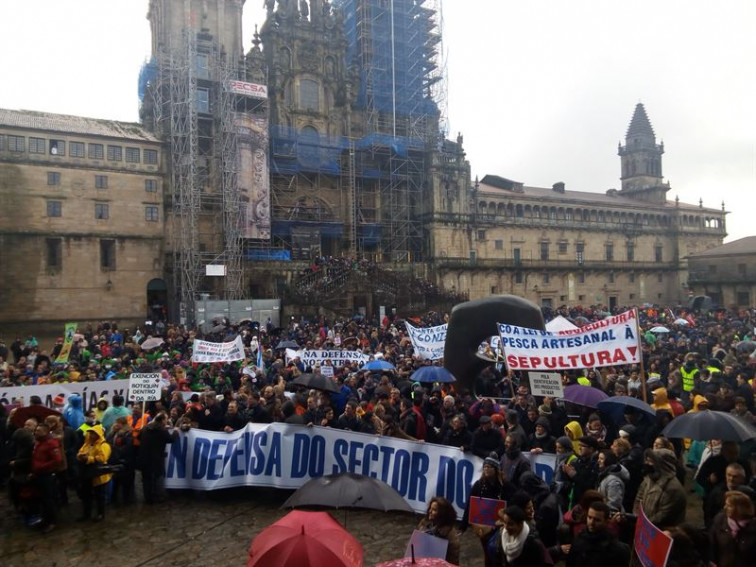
[687,236,756,309]
[0,109,166,335]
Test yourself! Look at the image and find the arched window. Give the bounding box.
[299,79,320,111]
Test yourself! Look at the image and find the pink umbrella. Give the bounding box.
[376,558,454,567]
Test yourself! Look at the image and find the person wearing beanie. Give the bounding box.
[529,417,555,454]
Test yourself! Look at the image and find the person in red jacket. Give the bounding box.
[31,422,63,533]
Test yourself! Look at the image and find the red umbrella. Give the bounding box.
[10,405,62,428]
[248,510,363,567]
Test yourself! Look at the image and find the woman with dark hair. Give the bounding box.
[417,496,460,565]
[494,505,548,566]
[710,490,756,567]
[597,449,629,512]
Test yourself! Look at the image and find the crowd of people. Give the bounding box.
[0,303,755,566]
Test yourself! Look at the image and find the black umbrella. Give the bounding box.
[292,373,340,394]
[275,340,299,350]
[282,472,413,512]
[596,396,656,424]
[735,340,756,354]
[661,410,756,442]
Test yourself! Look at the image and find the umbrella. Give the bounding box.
[735,340,756,354]
[283,472,413,512]
[673,318,690,326]
[661,410,756,442]
[209,324,227,334]
[140,337,164,350]
[377,558,454,567]
[10,405,62,428]
[248,510,363,567]
[572,316,590,327]
[596,396,656,424]
[292,373,341,394]
[275,340,300,350]
[562,384,609,408]
[410,366,456,383]
[649,326,670,333]
[363,360,395,371]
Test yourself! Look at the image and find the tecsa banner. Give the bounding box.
[192,336,246,363]
[405,322,447,360]
[498,309,641,371]
[0,379,131,413]
[164,422,483,518]
[285,349,371,368]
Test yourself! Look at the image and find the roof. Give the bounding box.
[476,178,722,213]
[626,103,655,141]
[0,108,160,143]
[688,236,756,258]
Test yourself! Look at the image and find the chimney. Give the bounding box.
[552,182,565,194]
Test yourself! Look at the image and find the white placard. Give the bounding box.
[527,372,565,398]
[128,373,162,402]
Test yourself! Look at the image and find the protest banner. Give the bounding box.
[54,322,77,364]
[285,349,371,368]
[634,506,673,567]
[524,452,557,484]
[164,422,483,518]
[0,379,131,413]
[468,496,506,526]
[405,322,447,360]
[528,372,564,398]
[128,373,163,402]
[191,336,246,363]
[405,530,448,559]
[498,309,641,371]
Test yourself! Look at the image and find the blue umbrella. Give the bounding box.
[597,396,656,424]
[411,366,456,383]
[363,360,395,371]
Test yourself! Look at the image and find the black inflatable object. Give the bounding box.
[443,295,545,392]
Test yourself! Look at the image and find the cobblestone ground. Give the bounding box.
[0,485,484,567]
[0,473,705,567]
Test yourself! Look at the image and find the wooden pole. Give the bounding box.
[634,308,648,403]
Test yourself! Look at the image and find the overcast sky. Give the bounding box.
[2,0,753,242]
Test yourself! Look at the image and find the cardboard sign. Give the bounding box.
[528,372,565,397]
[468,496,506,526]
[128,373,162,402]
[634,506,673,567]
[404,530,448,559]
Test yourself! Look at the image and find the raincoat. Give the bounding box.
[76,424,113,487]
[564,421,584,453]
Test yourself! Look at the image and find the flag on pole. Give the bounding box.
[257,345,263,369]
[54,322,77,364]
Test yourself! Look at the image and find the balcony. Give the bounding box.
[433,257,676,271]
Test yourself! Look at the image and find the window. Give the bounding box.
[196,53,210,79]
[578,272,585,284]
[609,272,615,283]
[629,272,635,283]
[558,241,568,254]
[196,88,210,113]
[629,293,636,300]
[605,243,614,261]
[47,200,62,217]
[737,291,750,305]
[477,230,486,241]
[47,172,61,186]
[494,239,503,251]
[144,149,158,165]
[95,175,108,189]
[657,273,663,283]
[576,242,584,265]
[95,203,109,219]
[654,245,663,262]
[626,242,635,261]
[578,294,585,301]
[145,205,159,221]
[100,239,116,270]
[107,145,122,161]
[125,147,140,163]
[543,273,550,284]
[29,137,46,154]
[70,141,85,158]
[299,79,320,110]
[540,242,549,261]
[0,134,4,151]
[513,248,521,265]
[8,135,25,152]
[89,143,104,159]
[46,238,62,270]
[738,263,746,276]
[145,179,158,192]
[491,286,498,295]
[49,139,65,156]
[515,272,523,284]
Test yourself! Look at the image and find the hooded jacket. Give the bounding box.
[62,393,85,430]
[564,421,584,454]
[651,387,673,412]
[633,448,686,528]
[597,463,630,512]
[76,424,113,487]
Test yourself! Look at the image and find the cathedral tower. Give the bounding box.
[618,103,669,204]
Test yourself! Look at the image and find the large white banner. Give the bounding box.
[165,422,482,518]
[0,379,131,413]
[405,323,447,360]
[498,309,641,371]
[285,349,371,368]
[192,336,246,363]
